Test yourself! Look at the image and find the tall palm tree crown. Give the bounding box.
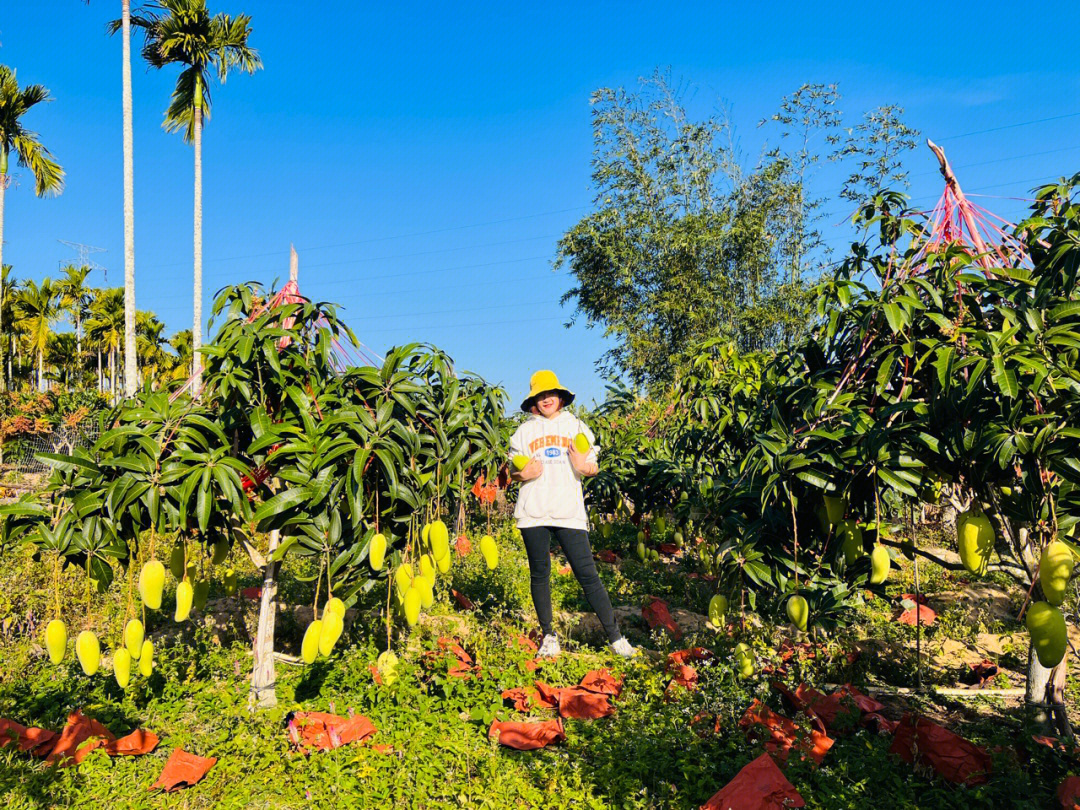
[0,65,64,392]
[122,1,261,391]
[13,278,61,391]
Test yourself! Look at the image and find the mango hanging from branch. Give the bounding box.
[139,560,166,610]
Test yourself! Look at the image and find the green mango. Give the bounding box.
[1027,601,1066,668]
[958,512,995,575]
[1040,541,1074,606]
[786,594,809,632]
[869,545,890,584]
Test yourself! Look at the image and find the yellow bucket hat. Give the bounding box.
[521,370,575,412]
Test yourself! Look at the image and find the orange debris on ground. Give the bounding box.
[454,535,473,557]
[286,711,378,754]
[151,747,217,792]
[888,714,992,786]
[700,752,806,810]
[450,589,475,610]
[642,596,683,640]
[1,711,157,768]
[1058,776,1080,809]
[739,700,833,766]
[489,717,566,750]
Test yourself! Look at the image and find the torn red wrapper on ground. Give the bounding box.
[105,728,160,757]
[426,637,477,679]
[0,718,56,757]
[533,681,563,709]
[287,711,378,753]
[558,689,615,719]
[690,711,722,738]
[700,752,806,810]
[578,668,622,697]
[739,700,833,766]
[558,565,572,575]
[450,589,474,610]
[489,718,566,750]
[667,664,698,693]
[1058,776,1080,809]
[455,535,472,557]
[668,648,714,668]
[596,549,619,563]
[45,711,117,766]
[657,543,680,556]
[501,687,538,712]
[772,682,884,733]
[509,634,538,654]
[241,586,262,600]
[967,659,999,686]
[896,604,936,626]
[151,747,217,792]
[888,714,992,786]
[642,596,683,640]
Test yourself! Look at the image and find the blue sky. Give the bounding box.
[3,1,1078,408]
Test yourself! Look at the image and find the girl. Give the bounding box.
[507,370,636,658]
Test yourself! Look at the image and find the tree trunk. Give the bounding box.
[122,0,138,399]
[1026,645,1069,736]
[97,347,102,393]
[249,528,281,709]
[110,348,116,404]
[37,347,44,392]
[192,101,203,392]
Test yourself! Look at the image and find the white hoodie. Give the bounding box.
[508,410,598,531]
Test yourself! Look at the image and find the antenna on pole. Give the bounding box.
[289,244,298,283]
[57,240,108,280]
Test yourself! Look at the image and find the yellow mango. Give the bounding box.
[479,534,498,570]
[419,554,435,581]
[958,512,995,575]
[419,577,435,609]
[139,560,166,610]
[512,454,530,471]
[404,585,422,626]
[429,521,450,561]
[76,630,100,676]
[436,552,451,574]
[223,568,237,596]
[45,619,67,665]
[139,640,154,677]
[654,515,666,535]
[395,564,414,599]
[1027,601,1067,668]
[124,619,144,660]
[325,597,346,619]
[369,533,387,571]
[302,620,322,664]
[869,544,890,584]
[786,595,809,632]
[636,542,646,561]
[113,648,131,689]
[421,523,431,544]
[377,650,398,685]
[1039,541,1073,606]
[319,611,344,657]
[573,433,590,454]
[708,595,727,627]
[175,580,194,622]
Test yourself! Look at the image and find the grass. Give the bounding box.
[0,524,1074,808]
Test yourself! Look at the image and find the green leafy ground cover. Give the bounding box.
[0,525,1075,809]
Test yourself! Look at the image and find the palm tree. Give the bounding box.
[0,65,64,392]
[57,264,93,379]
[47,332,79,385]
[136,309,169,387]
[13,278,61,391]
[169,327,193,383]
[86,288,125,402]
[125,1,261,392]
[0,265,16,389]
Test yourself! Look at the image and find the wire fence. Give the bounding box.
[6,421,102,478]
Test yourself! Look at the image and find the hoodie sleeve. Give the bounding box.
[508,422,527,461]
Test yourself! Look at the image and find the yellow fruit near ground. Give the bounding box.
[211,538,229,565]
[113,648,131,689]
[637,531,646,543]
[369,533,387,571]
[654,516,666,534]
[1027,601,1067,668]
[45,619,67,665]
[429,521,450,560]
[169,544,186,580]
[512,454,530,471]
[958,512,995,575]
[823,495,846,525]
[325,597,346,619]
[223,568,237,596]
[124,619,144,660]
[600,523,612,539]
[480,534,498,570]
[377,650,398,685]
[869,545,890,584]
[734,643,754,678]
[139,640,154,677]
[76,630,100,676]
[175,580,194,622]
[404,586,422,626]
[837,520,863,564]
[1039,541,1074,606]
[786,595,809,632]
[637,542,646,561]
[139,560,166,610]
[673,531,684,548]
[708,595,727,626]
[302,620,323,664]
[319,611,344,657]
[573,433,590,453]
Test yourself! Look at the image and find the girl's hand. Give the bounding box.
[519,458,543,481]
[568,447,597,477]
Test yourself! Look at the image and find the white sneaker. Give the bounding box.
[537,634,561,658]
[610,637,637,658]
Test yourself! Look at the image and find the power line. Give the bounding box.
[356,314,564,336]
[936,111,1080,142]
[906,144,1080,179]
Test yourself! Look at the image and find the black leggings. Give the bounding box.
[520,526,622,643]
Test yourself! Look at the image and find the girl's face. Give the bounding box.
[535,392,562,417]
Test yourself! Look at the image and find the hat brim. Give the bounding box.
[521,388,575,412]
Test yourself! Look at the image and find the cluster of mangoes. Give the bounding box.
[1025,539,1076,669]
[300,597,346,664]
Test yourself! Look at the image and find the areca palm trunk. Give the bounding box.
[192,98,203,392]
[122,0,138,398]
[37,345,44,391]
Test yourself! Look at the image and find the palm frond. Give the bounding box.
[12,133,64,196]
[162,66,211,142]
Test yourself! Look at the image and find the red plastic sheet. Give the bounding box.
[286,711,378,753]
[642,596,683,640]
[669,648,714,667]
[455,535,472,557]
[739,700,833,766]
[505,671,621,718]
[450,589,474,610]
[501,687,537,712]
[658,543,680,556]
[596,549,620,563]
[0,718,56,757]
[888,714,992,786]
[1,711,157,767]
[1058,776,1080,809]
[895,593,936,626]
[489,718,566,750]
[151,747,217,792]
[668,664,699,693]
[771,682,884,734]
[701,752,806,809]
[578,668,622,697]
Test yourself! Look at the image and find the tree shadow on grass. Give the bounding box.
[293,660,332,703]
